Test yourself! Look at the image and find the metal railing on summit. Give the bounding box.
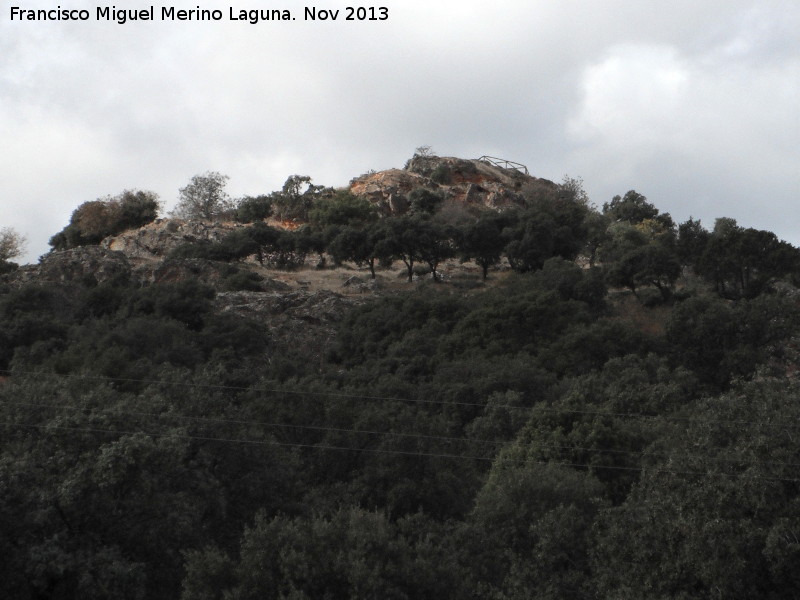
[476,155,529,175]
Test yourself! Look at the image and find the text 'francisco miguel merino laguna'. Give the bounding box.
[9,6,390,24]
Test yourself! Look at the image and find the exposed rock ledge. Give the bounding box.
[349,156,558,215]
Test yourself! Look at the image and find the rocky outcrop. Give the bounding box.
[3,245,291,292]
[216,289,364,366]
[140,258,291,291]
[349,169,429,214]
[216,289,359,323]
[101,218,245,262]
[7,246,132,286]
[349,156,558,215]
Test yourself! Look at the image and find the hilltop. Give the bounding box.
[3,154,800,598]
[4,151,800,372]
[350,154,557,214]
[6,154,558,293]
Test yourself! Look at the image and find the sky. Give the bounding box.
[1,0,798,264]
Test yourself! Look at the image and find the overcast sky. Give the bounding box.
[2,0,798,263]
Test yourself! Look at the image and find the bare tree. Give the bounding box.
[0,227,26,262]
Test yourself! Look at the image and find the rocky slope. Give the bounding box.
[101,218,245,263]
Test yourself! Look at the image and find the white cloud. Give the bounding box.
[568,44,690,148]
[565,17,800,239]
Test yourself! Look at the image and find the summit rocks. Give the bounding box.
[349,156,558,215]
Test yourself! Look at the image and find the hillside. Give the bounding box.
[2,155,800,598]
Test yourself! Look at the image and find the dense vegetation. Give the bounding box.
[3,168,800,598]
[49,190,161,251]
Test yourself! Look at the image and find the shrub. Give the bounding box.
[430,164,452,184]
[235,195,273,223]
[49,190,161,250]
[221,270,264,292]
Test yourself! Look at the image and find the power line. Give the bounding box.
[1,420,495,461]
[4,397,800,479]
[3,419,799,484]
[4,371,800,478]
[0,399,507,448]
[2,368,796,429]
[6,396,800,471]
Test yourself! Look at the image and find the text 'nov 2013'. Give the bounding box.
[8,6,390,24]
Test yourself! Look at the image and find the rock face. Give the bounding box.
[349,169,429,213]
[349,156,558,215]
[101,218,245,262]
[216,289,359,324]
[216,289,364,367]
[7,246,132,286]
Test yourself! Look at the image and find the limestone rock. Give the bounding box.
[349,156,557,215]
[349,169,429,214]
[102,218,244,262]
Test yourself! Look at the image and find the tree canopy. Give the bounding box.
[49,190,161,251]
[0,227,26,268]
[171,171,232,221]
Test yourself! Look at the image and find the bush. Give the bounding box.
[235,195,273,223]
[127,279,215,330]
[430,164,452,184]
[0,260,19,274]
[49,190,161,250]
[221,270,264,292]
[308,191,377,228]
[408,188,444,215]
